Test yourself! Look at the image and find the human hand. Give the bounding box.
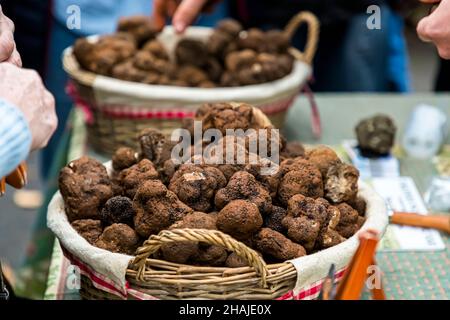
[153,0,220,33]
[417,0,450,59]
[0,5,21,66]
[0,63,57,151]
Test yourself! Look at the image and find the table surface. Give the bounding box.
[44,93,450,300]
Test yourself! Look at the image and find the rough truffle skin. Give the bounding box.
[117,16,158,44]
[281,141,305,159]
[277,158,324,205]
[254,228,306,261]
[169,164,226,212]
[73,35,136,75]
[112,147,137,171]
[217,19,243,37]
[355,114,396,156]
[225,252,248,268]
[215,171,272,215]
[175,38,208,67]
[160,212,218,264]
[138,128,174,167]
[95,223,140,255]
[216,200,263,241]
[264,206,287,233]
[283,195,343,251]
[118,159,159,199]
[59,156,113,222]
[349,196,367,217]
[142,39,169,60]
[101,196,136,226]
[324,163,360,204]
[192,244,228,266]
[71,219,103,245]
[305,146,342,177]
[133,180,193,237]
[201,102,254,135]
[335,203,360,238]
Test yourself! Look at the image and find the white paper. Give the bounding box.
[371,177,445,251]
[342,140,400,179]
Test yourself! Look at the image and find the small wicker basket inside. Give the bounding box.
[62,12,320,156]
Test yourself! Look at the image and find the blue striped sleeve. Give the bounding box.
[0,98,32,178]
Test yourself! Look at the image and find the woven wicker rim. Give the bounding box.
[63,11,319,88]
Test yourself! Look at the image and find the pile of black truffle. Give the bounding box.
[59,103,366,267]
[72,16,294,87]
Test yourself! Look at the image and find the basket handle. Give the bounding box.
[284,11,320,65]
[131,228,269,287]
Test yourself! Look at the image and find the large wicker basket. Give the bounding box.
[47,172,388,300]
[62,12,320,156]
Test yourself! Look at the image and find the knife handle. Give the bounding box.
[391,212,450,234]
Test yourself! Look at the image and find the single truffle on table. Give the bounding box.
[101,196,136,226]
[334,203,360,238]
[324,163,360,204]
[305,145,342,177]
[277,158,324,205]
[254,228,306,261]
[283,194,343,251]
[169,164,226,212]
[118,159,159,199]
[71,219,103,245]
[263,206,287,234]
[216,200,263,241]
[112,147,138,171]
[355,114,397,156]
[133,180,193,238]
[59,156,113,221]
[117,16,158,45]
[215,171,272,215]
[95,223,140,255]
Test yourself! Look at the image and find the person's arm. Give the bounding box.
[0,98,31,178]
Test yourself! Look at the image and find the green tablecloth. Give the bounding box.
[20,93,450,300]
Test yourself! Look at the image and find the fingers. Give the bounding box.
[417,0,450,59]
[6,47,22,67]
[172,0,208,33]
[0,10,16,63]
[0,29,15,62]
[153,0,169,31]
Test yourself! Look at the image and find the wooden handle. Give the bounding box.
[391,212,450,234]
[284,11,320,64]
[131,228,269,287]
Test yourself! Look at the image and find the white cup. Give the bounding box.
[402,104,448,159]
